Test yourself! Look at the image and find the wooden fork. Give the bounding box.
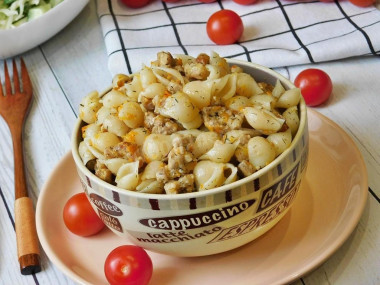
[0,59,41,275]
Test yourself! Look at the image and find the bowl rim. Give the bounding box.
[71,59,307,200]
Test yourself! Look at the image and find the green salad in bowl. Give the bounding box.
[0,0,63,29]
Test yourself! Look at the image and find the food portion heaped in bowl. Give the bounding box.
[76,51,302,194]
[72,52,308,256]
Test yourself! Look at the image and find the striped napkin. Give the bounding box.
[97,0,380,76]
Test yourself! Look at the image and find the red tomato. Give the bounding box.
[206,10,244,45]
[294,68,332,107]
[162,0,181,2]
[104,245,153,285]
[120,0,150,8]
[233,0,258,5]
[348,0,375,7]
[63,193,105,237]
[199,0,217,2]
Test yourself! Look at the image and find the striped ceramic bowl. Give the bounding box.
[72,60,308,257]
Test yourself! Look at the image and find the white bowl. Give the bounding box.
[0,0,88,59]
[72,60,309,257]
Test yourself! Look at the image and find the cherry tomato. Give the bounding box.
[104,245,153,285]
[233,0,258,5]
[162,0,181,2]
[294,68,333,107]
[120,0,150,8]
[63,192,105,237]
[348,0,375,7]
[206,10,244,45]
[199,0,217,3]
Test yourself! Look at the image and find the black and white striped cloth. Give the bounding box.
[97,0,380,76]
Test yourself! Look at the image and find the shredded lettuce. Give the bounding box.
[0,0,63,29]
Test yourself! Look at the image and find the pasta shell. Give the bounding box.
[103,158,130,175]
[209,51,230,78]
[123,75,143,102]
[101,89,129,108]
[223,163,238,186]
[272,79,286,98]
[199,140,237,163]
[236,73,263,97]
[84,138,105,160]
[224,129,261,144]
[96,106,117,126]
[138,83,166,101]
[243,106,285,135]
[225,96,252,112]
[248,136,276,169]
[183,80,213,109]
[141,161,166,180]
[266,129,292,156]
[91,132,121,153]
[115,161,140,190]
[174,54,195,65]
[282,106,300,137]
[82,123,101,140]
[194,160,225,190]
[249,94,276,110]
[112,74,130,88]
[212,73,237,103]
[102,114,129,137]
[152,66,184,88]
[276,88,301,108]
[78,141,95,166]
[157,91,201,125]
[123,128,150,146]
[118,101,144,128]
[136,179,164,194]
[193,131,220,158]
[140,66,157,88]
[142,134,173,162]
[79,91,102,124]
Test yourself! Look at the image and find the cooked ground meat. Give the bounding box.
[238,134,251,145]
[156,52,184,75]
[94,160,114,184]
[234,145,249,163]
[157,51,175,67]
[196,53,210,65]
[184,62,209,80]
[104,141,144,167]
[140,96,155,112]
[156,134,196,183]
[144,111,181,135]
[172,134,195,149]
[167,146,195,175]
[258,82,274,95]
[238,160,256,177]
[164,174,196,194]
[202,106,244,134]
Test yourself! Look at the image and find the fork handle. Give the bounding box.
[12,129,41,274]
[15,197,41,275]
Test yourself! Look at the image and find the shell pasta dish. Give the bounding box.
[78,52,301,194]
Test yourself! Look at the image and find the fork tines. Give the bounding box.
[0,58,31,97]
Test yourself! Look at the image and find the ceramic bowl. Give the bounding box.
[71,59,309,257]
[0,0,88,59]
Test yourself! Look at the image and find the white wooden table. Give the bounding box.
[0,0,379,284]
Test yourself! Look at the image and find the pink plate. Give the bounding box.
[36,109,368,285]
